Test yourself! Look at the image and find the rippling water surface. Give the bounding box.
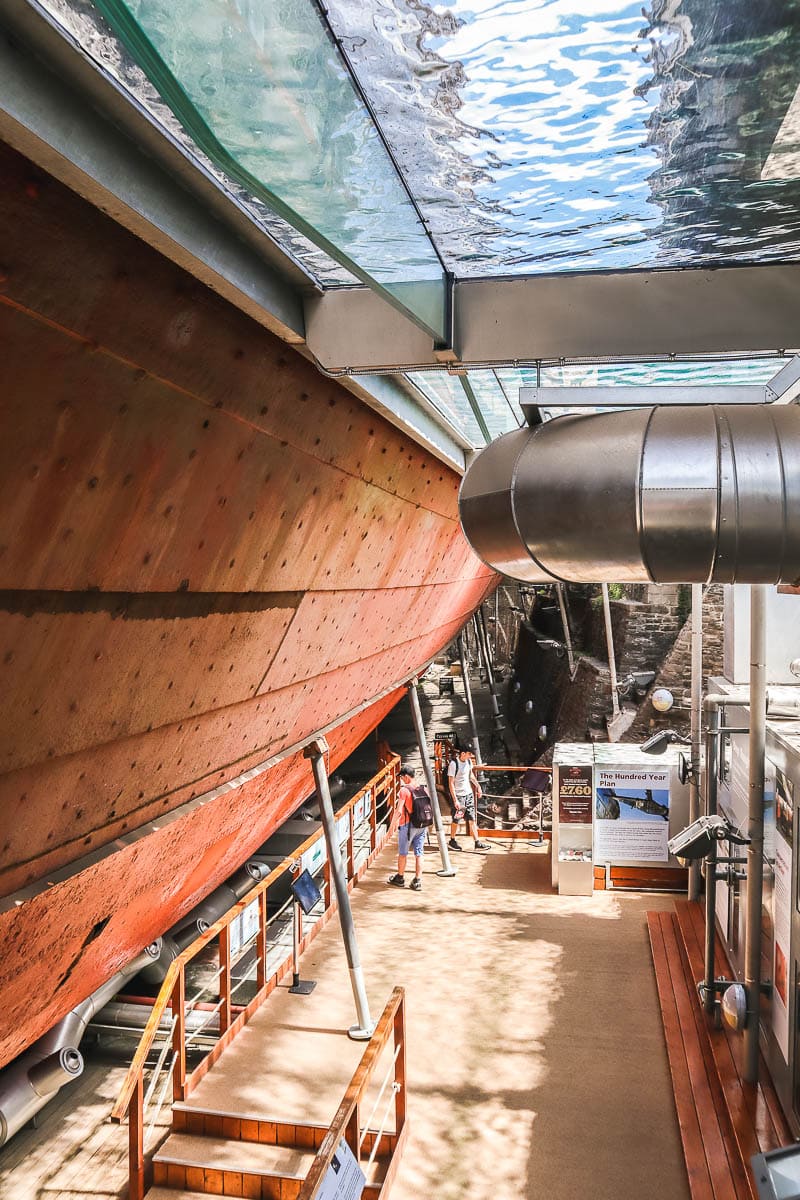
[328,0,800,274]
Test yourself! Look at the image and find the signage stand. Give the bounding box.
[552,745,594,896]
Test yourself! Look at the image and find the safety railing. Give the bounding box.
[475,764,554,840]
[112,756,400,1200]
[297,987,407,1200]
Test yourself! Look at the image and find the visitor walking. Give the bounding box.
[388,765,425,891]
[448,746,490,851]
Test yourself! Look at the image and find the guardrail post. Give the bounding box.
[171,970,186,1101]
[345,1106,360,1159]
[393,993,406,1134]
[219,925,231,1034]
[129,1072,145,1200]
[369,790,377,853]
[256,889,267,992]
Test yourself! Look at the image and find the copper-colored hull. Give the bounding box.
[0,143,495,1066]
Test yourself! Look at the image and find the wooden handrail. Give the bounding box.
[112,757,399,1122]
[297,988,405,1200]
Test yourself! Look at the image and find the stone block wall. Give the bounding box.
[623,585,724,741]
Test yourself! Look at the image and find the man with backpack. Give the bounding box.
[447,745,490,851]
[387,765,432,892]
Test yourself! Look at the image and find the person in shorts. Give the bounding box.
[387,765,425,891]
[447,746,490,851]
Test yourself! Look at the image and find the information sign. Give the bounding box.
[594,766,671,863]
[558,765,593,823]
[316,1138,365,1200]
[773,766,793,1062]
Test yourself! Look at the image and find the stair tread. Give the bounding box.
[148,1191,212,1200]
[154,1132,315,1177]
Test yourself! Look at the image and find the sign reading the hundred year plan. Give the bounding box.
[594,767,671,863]
[558,765,593,824]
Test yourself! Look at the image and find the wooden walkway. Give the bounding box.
[647,901,791,1200]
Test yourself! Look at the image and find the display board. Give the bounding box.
[594,766,671,864]
[558,765,593,824]
[773,765,793,1063]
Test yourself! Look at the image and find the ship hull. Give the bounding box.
[0,142,495,1066]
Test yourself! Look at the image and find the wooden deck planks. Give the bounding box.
[648,913,715,1200]
[648,911,754,1200]
[674,901,791,1154]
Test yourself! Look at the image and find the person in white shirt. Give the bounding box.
[447,746,490,851]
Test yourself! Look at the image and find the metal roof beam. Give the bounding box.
[304,266,800,372]
[0,7,308,343]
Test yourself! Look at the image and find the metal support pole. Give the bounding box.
[601,584,620,720]
[304,738,374,1040]
[407,679,456,877]
[556,584,577,679]
[703,708,720,1015]
[472,614,486,679]
[458,634,484,766]
[476,608,503,728]
[743,585,767,1083]
[689,584,703,902]
[288,899,315,995]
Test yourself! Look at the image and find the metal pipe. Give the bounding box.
[688,584,703,902]
[744,585,767,1083]
[0,941,161,1146]
[91,1001,216,1037]
[304,738,373,1040]
[472,614,486,678]
[459,404,800,584]
[703,707,720,1014]
[555,584,577,679]
[140,861,270,985]
[407,678,455,878]
[601,585,621,720]
[458,634,484,766]
[476,608,503,727]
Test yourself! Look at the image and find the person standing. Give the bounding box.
[448,746,490,851]
[387,765,425,891]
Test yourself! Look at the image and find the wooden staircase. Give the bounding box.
[647,900,791,1200]
[145,1103,392,1199]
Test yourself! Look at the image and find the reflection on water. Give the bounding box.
[41,0,800,282]
[327,0,800,275]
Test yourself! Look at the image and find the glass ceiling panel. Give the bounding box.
[410,356,787,445]
[44,0,357,286]
[91,0,447,337]
[325,0,800,276]
[406,372,486,444]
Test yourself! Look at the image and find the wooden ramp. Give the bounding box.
[647,902,791,1200]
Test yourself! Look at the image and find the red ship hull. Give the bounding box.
[0,143,495,1066]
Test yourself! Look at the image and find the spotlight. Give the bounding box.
[641,729,690,755]
[752,1144,800,1200]
[667,814,749,863]
[721,983,747,1031]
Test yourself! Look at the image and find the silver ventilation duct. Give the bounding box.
[459,405,800,584]
[0,940,161,1147]
[139,861,270,985]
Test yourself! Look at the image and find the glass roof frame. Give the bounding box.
[15,0,800,462]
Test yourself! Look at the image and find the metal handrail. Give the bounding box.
[113,756,399,1200]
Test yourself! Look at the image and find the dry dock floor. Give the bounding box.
[1,838,691,1200]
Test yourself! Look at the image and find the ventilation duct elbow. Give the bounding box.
[0,940,161,1147]
[459,405,800,584]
